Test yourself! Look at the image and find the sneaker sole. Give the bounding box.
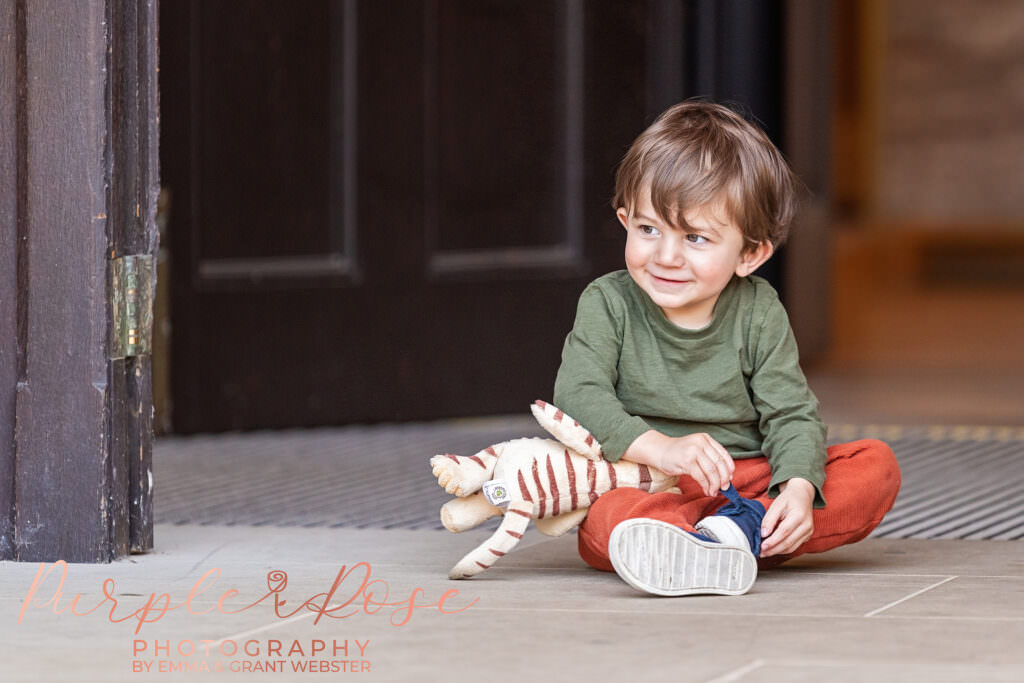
[608,518,757,596]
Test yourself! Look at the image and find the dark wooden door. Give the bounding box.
[162,0,664,432]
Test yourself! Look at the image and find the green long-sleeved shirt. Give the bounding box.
[553,270,827,506]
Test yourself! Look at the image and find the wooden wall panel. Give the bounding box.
[13,0,111,562]
[0,0,20,560]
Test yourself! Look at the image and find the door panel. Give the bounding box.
[162,0,659,431]
[432,0,570,254]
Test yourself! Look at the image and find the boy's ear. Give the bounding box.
[735,241,774,277]
[616,207,630,230]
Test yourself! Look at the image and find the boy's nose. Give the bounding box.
[655,238,685,266]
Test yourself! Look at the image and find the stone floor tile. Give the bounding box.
[4,527,1024,682]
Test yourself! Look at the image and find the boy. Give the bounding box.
[553,101,900,596]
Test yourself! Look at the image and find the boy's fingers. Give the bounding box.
[760,503,784,539]
[704,446,731,488]
[689,468,710,497]
[765,517,812,556]
[715,458,731,490]
[761,522,792,556]
[711,440,735,481]
[696,447,730,492]
[704,473,720,497]
[774,529,806,556]
[694,435,733,490]
[696,453,720,493]
[769,528,795,554]
[705,436,732,464]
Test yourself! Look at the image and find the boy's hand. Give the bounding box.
[623,430,734,497]
[759,477,815,557]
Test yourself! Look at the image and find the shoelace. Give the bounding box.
[713,484,766,555]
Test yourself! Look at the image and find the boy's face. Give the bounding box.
[617,189,772,329]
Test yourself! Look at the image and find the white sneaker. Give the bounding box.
[608,518,757,596]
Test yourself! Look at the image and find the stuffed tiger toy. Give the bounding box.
[431,400,679,579]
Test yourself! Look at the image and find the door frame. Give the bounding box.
[0,0,158,562]
[784,0,835,362]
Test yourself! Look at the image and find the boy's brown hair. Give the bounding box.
[613,100,798,250]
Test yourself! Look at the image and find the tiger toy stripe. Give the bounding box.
[431,400,679,579]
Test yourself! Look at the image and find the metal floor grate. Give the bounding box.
[155,420,1024,540]
[855,425,1024,540]
[154,416,544,530]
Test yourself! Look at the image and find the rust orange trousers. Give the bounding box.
[578,439,901,570]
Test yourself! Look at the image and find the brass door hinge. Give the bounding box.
[110,255,155,359]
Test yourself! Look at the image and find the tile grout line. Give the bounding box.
[211,601,351,646]
[863,575,958,617]
[787,572,1024,580]
[465,605,1024,622]
[708,657,861,682]
[704,658,766,683]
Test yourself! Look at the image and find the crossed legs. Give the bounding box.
[578,439,901,571]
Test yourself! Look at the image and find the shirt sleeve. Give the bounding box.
[552,283,651,462]
[748,291,828,507]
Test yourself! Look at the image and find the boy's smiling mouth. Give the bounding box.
[650,273,691,286]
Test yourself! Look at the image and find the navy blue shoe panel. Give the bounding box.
[715,484,767,556]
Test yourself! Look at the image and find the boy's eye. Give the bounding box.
[639,225,661,236]
[686,233,709,244]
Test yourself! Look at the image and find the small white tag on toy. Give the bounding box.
[483,480,511,506]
